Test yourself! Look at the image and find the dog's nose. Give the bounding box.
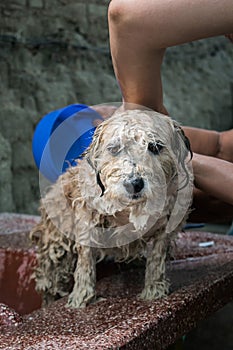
[124,177,144,194]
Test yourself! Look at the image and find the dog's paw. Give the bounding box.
[42,293,58,306]
[66,289,96,308]
[139,281,169,301]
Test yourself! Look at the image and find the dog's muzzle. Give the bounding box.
[123,177,144,195]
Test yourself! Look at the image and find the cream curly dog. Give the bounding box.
[31,109,193,308]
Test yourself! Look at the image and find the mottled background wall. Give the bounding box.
[0,0,232,214]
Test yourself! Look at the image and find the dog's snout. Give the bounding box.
[132,178,144,193]
[124,177,144,194]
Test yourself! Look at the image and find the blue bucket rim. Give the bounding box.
[32,104,102,182]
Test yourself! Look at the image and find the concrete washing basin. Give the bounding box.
[1,213,233,349]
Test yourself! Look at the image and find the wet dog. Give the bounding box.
[31,109,193,308]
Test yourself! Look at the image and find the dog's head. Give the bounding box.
[79,110,192,227]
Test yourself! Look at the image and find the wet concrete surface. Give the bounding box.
[0,213,233,349]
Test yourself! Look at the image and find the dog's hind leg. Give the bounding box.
[67,244,96,308]
[140,234,169,300]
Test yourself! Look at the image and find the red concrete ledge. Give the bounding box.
[0,213,233,349]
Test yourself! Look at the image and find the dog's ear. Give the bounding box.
[83,123,106,196]
[171,121,193,189]
[172,121,193,161]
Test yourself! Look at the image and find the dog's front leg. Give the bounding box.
[140,236,169,300]
[67,244,96,308]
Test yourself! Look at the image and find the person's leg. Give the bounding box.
[108,0,233,112]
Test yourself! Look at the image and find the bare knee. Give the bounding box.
[108,0,166,50]
[108,0,124,24]
[108,0,139,29]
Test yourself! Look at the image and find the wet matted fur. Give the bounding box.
[31,109,193,308]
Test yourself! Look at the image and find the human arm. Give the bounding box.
[192,152,233,205]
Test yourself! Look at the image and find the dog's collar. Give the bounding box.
[86,157,105,197]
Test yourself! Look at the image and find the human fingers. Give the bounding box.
[91,104,118,127]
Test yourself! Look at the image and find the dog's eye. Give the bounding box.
[148,142,164,155]
[107,144,121,155]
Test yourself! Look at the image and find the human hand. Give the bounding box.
[90,104,118,127]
